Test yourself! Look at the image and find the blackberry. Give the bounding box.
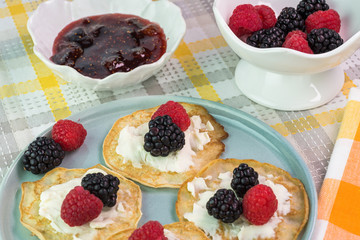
[206,189,242,223]
[143,115,185,157]
[308,28,343,54]
[81,172,120,207]
[246,27,285,48]
[22,137,65,174]
[275,7,305,34]
[231,163,259,198]
[297,0,329,19]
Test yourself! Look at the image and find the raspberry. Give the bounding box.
[151,101,190,131]
[285,30,307,42]
[254,5,276,29]
[242,184,278,225]
[129,220,167,240]
[52,119,87,151]
[305,9,341,33]
[228,4,263,38]
[61,186,103,227]
[283,34,314,54]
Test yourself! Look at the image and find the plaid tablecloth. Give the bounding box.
[0,0,359,202]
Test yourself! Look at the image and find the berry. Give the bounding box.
[61,186,103,227]
[242,184,278,225]
[52,119,87,151]
[228,4,263,38]
[231,163,259,198]
[81,172,120,207]
[144,115,185,157]
[275,7,305,34]
[285,30,307,42]
[129,220,166,240]
[308,28,343,53]
[65,27,93,48]
[254,5,276,29]
[246,27,285,48]
[51,42,83,67]
[206,189,242,223]
[283,34,314,54]
[23,137,65,174]
[305,9,341,33]
[297,0,330,19]
[151,101,190,131]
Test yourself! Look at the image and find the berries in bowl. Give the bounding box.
[213,0,360,110]
[27,0,186,91]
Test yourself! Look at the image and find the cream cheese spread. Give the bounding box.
[116,115,214,173]
[184,171,292,240]
[39,168,125,240]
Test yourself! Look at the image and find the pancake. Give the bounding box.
[176,159,309,240]
[20,164,142,240]
[103,102,228,188]
[110,221,210,239]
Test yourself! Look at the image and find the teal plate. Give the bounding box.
[0,96,317,240]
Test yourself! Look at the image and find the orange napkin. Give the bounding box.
[313,87,360,239]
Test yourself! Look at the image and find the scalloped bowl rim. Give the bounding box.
[27,0,186,89]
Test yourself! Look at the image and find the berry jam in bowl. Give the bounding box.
[27,0,186,91]
[213,0,360,110]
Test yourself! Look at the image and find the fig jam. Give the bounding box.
[51,14,167,79]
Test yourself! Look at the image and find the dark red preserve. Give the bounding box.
[51,13,167,79]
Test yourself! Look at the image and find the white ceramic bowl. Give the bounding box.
[213,0,360,110]
[27,0,186,91]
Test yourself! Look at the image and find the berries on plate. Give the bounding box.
[283,33,314,54]
[129,220,167,240]
[308,28,343,53]
[23,136,65,174]
[275,7,305,34]
[206,188,242,223]
[246,27,285,48]
[151,101,190,131]
[305,9,341,33]
[144,115,185,157]
[52,119,87,151]
[81,172,120,207]
[228,4,263,38]
[254,5,277,29]
[61,186,103,227]
[297,0,330,19]
[242,184,278,225]
[231,163,259,198]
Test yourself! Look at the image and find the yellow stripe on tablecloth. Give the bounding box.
[5,0,71,121]
[271,108,344,136]
[337,100,360,140]
[187,36,228,54]
[173,40,222,102]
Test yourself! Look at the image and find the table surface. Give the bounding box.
[0,0,359,193]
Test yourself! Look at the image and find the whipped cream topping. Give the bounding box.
[184,171,292,240]
[164,229,180,240]
[39,168,126,240]
[116,115,214,173]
